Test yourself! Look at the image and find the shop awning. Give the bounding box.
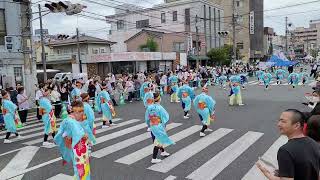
[188,55,210,61]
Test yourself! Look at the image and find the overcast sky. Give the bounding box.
[31,0,320,38]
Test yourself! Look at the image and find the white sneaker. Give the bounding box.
[42,142,54,147]
[161,151,170,157]
[111,123,117,126]
[200,132,206,137]
[183,116,189,119]
[147,128,151,132]
[16,135,23,139]
[102,125,110,128]
[151,158,162,164]
[4,139,12,144]
[239,103,245,106]
[176,100,180,103]
[205,128,213,132]
[186,113,190,117]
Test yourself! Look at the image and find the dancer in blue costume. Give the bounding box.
[218,75,228,89]
[145,93,173,164]
[2,90,21,144]
[140,80,150,101]
[239,74,248,89]
[193,86,216,137]
[54,101,91,180]
[96,83,116,128]
[168,73,179,103]
[262,71,273,89]
[144,91,154,108]
[255,68,264,84]
[299,68,309,86]
[39,88,57,147]
[71,80,83,101]
[229,75,244,106]
[80,93,96,144]
[177,81,195,119]
[275,68,287,85]
[288,71,300,88]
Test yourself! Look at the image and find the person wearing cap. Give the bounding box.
[2,90,22,144]
[229,75,244,106]
[288,70,300,89]
[177,81,195,119]
[145,92,173,164]
[71,80,83,101]
[96,82,116,128]
[193,85,216,137]
[39,88,57,147]
[275,68,287,85]
[54,100,91,180]
[80,93,96,145]
[262,70,273,90]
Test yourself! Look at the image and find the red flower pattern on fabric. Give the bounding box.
[76,163,85,178]
[74,138,87,156]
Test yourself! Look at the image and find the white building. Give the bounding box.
[0,0,36,91]
[106,0,224,53]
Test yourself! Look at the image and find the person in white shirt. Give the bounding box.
[125,77,135,103]
[17,87,29,125]
[51,85,61,118]
[160,73,167,93]
[35,83,44,120]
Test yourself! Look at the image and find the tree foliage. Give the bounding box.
[139,37,158,52]
[207,45,241,65]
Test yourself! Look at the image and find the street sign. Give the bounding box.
[249,11,255,35]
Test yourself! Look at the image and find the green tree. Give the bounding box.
[207,47,229,65]
[139,37,159,52]
[223,44,240,61]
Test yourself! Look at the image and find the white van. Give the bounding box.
[54,72,72,82]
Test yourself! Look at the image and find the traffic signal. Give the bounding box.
[217,31,229,36]
[44,1,86,15]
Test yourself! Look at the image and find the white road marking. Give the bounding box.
[186,131,263,180]
[47,173,73,180]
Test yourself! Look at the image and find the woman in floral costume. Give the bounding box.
[54,100,91,180]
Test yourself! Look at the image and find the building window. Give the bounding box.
[173,11,178,21]
[0,9,6,45]
[236,0,243,7]
[173,42,185,52]
[100,48,105,53]
[237,42,244,49]
[136,19,149,29]
[117,20,124,30]
[14,67,23,82]
[92,48,99,54]
[185,8,190,25]
[57,49,61,54]
[161,13,166,23]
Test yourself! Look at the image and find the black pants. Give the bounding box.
[111,98,118,106]
[182,102,189,116]
[53,101,62,118]
[103,120,113,125]
[44,132,56,142]
[5,132,19,139]
[201,125,208,133]
[128,92,134,101]
[36,101,42,120]
[18,109,28,123]
[310,70,317,78]
[151,132,165,159]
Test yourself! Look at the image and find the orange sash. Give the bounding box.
[198,102,207,110]
[150,116,160,126]
[39,108,45,115]
[147,98,154,105]
[100,97,105,104]
[2,109,7,115]
[182,92,189,98]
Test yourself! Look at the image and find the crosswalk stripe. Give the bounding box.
[0,147,24,157]
[22,118,126,146]
[95,122,148,145]
[147,128,233,173]
[47,173,73,180]
[0,146,40,180]
[164,175,177,180]
[115,125,201,165]
[247,81,258,85]
[186,131,263,180]
[241,136,287,180]
[92,123,183,158]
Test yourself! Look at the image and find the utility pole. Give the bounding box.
[285,16,288,54]
[38,4,47,82]
[232,0,237,64]
[195,15,200,70]
[76,28,82,73]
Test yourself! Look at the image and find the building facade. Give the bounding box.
[0,0,36,93]
[106,0,224,57]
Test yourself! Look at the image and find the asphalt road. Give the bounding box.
[0,79,313,180]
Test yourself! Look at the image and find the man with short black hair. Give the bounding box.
[257,109,320,180]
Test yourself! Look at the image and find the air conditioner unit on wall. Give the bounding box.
[4,36,22,52]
